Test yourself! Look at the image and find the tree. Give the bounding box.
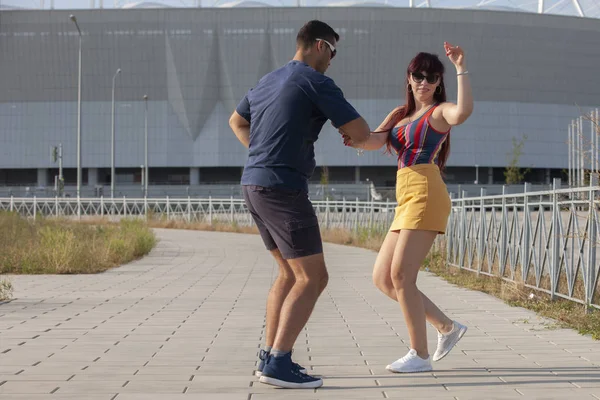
[320,166,329,185]
[504,135,530,185]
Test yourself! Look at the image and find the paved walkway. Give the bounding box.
[1,229,599,400]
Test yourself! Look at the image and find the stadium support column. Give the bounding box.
[488,167,493,184]
[546,168,551,184]
[355,166,360,183]
[37,169,48,187]
[88,168,98,187]
[190,167,200,185]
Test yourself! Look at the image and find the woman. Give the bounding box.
[341,42,473,373]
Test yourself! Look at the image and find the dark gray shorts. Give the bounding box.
[242,185,323,260]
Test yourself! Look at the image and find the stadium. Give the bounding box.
[1,0,599,199]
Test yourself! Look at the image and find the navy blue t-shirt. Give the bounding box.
[236,60,361,192]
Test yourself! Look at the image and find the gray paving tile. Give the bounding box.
[1,228,598,398]
[0,396,114,400]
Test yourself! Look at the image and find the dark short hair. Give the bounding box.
[296,20,339,49]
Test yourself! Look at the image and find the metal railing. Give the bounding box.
[444,179,599,309]
[0,179,598,309]
[0,195,397,231]
[0,182,375,202]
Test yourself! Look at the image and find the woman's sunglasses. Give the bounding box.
[411,72,440,84]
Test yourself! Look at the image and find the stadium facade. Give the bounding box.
[1,5,599,196]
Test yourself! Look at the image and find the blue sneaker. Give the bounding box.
[259,352,322,389]
[255,349,307,377]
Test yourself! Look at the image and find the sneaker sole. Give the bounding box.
[433,325,468,362]
[255,368,307,378]
[259,375,323,389]
[385,365,433,373]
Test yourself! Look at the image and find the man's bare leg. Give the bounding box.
[264,249,295,348]
[270,252,328,353]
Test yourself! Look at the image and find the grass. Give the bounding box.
[0,211,156,278]
[146,215,600,340]
[0,279,13,302]
[423,249,600,340]
[146,217,388,252]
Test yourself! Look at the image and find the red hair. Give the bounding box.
[374,52,451,172]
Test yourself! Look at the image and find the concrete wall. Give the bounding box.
[1,7,599,172]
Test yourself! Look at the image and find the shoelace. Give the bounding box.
[397,352,417,364]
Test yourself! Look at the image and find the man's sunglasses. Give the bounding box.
[411,72,440,84]
[316,38,336,59]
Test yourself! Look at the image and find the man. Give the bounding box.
[228,20,371,389]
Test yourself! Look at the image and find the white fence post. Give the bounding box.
[187,196,191,223]
[459,190,467,268]
[354,197,359,233]
[522,183,531,283]
[499,185,508,276]
[446,193,454,266]
[325,197,330,230]
[209,196,213,225]
[587,184,597,311]
[551,178,561,300]
[478,188,486,275]
[369,198,374,230]
[342,197,346,229]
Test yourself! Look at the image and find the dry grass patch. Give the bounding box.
[0,212,156,276]
[424,249,600,340]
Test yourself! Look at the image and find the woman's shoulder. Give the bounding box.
[429,102,453,133]
[430,101,453,118]
[433,101,454,112]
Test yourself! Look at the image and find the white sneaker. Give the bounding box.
[386,349,432,373]
[433,320,467,362]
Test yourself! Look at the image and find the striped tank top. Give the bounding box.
[389,103,450,169]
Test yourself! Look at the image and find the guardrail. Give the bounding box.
[1,179,598,309]
[444,179,599,310]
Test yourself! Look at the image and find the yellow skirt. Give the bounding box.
[390,163,451,234]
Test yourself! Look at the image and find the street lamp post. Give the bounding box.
[69,14,82,198]
[140,165,145,196]
[111,68,121,198]
[143,95,148,197]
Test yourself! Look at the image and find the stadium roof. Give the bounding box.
[1,0,599,19]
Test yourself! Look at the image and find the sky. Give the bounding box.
[3,0,198,7]
[1,0,598,18]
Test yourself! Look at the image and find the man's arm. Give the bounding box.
[337,117,370,147]
[230,93,252,148]
[229,111,250,148]
[313,78,371,146]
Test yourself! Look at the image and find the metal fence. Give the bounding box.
[445,179,599,310]
[1,179,598,309]
[0,194,397,232]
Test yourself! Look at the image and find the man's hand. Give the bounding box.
[336,117,370,147]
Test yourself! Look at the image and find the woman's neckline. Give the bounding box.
[393,103,437,130]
